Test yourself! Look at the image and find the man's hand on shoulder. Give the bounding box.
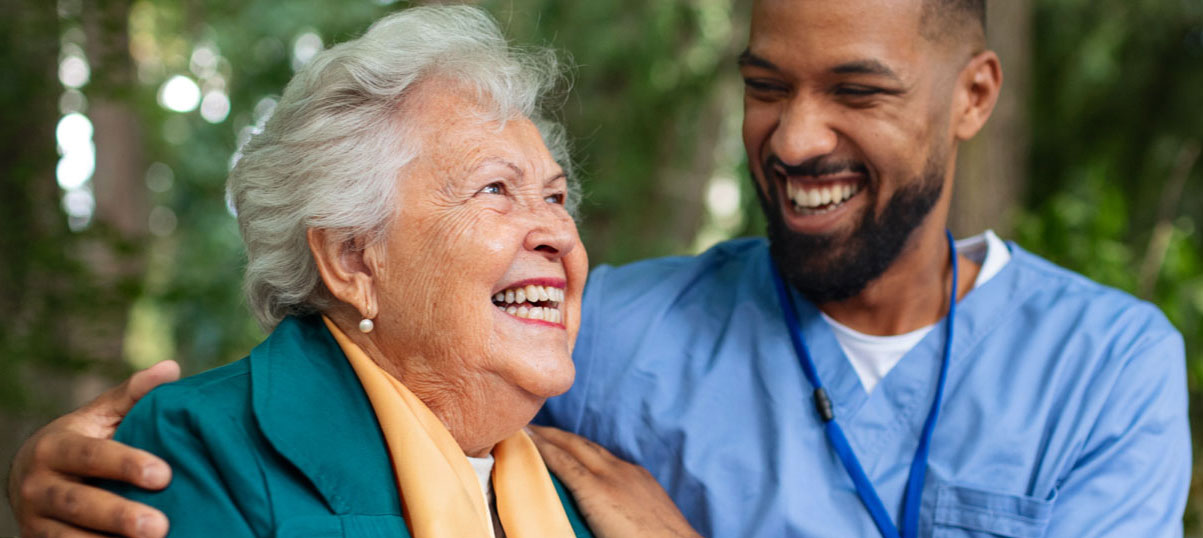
[528,424,703,538]
[7,360,180,538]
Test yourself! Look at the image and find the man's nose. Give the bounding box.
[770,96,839,166]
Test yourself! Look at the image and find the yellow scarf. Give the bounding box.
[323,317,576,537]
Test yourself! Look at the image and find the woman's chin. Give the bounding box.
[526,362,576,400]
[509,357,576,401]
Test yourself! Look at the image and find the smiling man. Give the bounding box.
[536,0,1190,536]
[7,0,1191,537]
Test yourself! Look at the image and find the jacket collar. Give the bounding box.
[249,315,402,515]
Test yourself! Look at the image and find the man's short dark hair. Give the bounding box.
[921,0,987,46]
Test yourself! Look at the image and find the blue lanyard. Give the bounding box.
[768,230,958,538]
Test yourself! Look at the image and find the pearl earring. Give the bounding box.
[358,318,374,333]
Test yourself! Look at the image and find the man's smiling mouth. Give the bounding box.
[785,178,862,215]
[768,157,868,218]
[492,282,565,324]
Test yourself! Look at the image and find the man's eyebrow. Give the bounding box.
[739,52,903,85]
[831,59,902,82]
[737,49,779,71]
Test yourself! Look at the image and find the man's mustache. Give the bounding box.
[764,155,869,178]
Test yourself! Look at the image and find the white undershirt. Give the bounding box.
[467,454,506,538]
[820,230,1011,393]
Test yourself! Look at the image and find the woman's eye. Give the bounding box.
[479,182,505,195]
[544,192,566,205]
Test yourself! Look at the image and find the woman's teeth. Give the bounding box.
[494,284,563,304]
[492,284,565,324]
[504,305,561,323]
[786,181,860,214]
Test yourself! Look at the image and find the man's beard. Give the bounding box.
[757,152,945,305]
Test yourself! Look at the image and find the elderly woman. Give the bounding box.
[7,6,695,537]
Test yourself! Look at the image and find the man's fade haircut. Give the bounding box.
[920,0,987,47]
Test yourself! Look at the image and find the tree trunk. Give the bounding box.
[0,0,62,532]
[71,0,148,403]
[950,1,1031,238]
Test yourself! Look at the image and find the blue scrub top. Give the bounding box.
[537,237,1189,537]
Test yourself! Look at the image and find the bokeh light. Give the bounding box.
[148,206,178,236]
[61,188,94,218]
[200,90,230,123]
[61,187,95,231]
[59,89,87,114]
[145,162,174,193]
[55,112,92,152]
[58,54,89,88]
[291,31,323,70]
[54,113,95,190]
[56,151,95,190]
[253,96,277,123]
[189,44,220,79]
[158,75,202,113]
[705,176,741,220]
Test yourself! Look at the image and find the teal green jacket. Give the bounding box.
[105,315,594,537]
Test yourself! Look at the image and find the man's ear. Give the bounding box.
[307,227,379,319]
[953,50,1003,141]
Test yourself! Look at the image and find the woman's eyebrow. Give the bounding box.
[470,157,525,178]
[544,171,567,186]
[469,158,563,186]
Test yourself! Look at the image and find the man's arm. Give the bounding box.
[1045,331,1191,537]
[7,361,179,538]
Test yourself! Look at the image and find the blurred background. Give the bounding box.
[1,0,1200,534]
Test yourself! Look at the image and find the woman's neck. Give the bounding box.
[326,310,538,458]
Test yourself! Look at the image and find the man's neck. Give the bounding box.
[817,229,981,336]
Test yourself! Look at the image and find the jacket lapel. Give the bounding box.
[249,315,402,516]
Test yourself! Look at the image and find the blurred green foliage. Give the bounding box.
[1,0,1201,532]
[1018,0,1203,527]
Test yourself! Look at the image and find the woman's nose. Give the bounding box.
[523,205,578,260]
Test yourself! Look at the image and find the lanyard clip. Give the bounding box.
[813,387,835,422]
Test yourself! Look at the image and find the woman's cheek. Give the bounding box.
[563,248,589,350]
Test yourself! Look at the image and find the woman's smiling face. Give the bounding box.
[365,81,587,416]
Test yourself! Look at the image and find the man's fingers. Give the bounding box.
[36,433,171,489]
[527,425,614,468]
[83,361,180,423]
[127,361,181,403]
[31,478,169,538]
[22,471,169,538]
[20,516,117,538]
[81,363,179,428]
[528,428,598,488]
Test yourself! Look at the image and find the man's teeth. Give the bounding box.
[492,284,565,323]
[786,182,860,210]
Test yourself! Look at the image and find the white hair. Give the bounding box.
[228,5,575,330]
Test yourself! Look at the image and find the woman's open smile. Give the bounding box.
[492,278,567,325]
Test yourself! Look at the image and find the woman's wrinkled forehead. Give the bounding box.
[397,86,558,183]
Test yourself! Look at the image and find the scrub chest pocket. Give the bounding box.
[931,483,1055,538]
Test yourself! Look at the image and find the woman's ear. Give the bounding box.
[953,50,1003,141]
[307,228,378,319]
